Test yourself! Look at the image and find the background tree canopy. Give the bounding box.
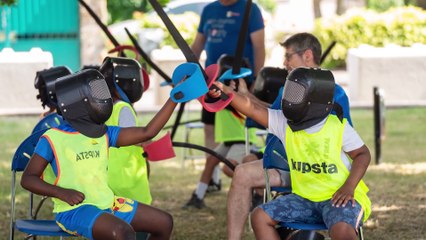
[0,0,17,6]
[107,0,277,24]
[107,0,170,24]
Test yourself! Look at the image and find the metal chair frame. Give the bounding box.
[9,130,73,240]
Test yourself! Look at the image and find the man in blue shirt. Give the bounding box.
[189,0,266,202]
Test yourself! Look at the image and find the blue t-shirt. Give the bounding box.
[198,0,264,67]
[34,121,121,176]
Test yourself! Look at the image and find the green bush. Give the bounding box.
[139,12,200,49]
[0,0,17,6]
[367,0,405,12]
[257,0,276,13]
[313,6,426,69]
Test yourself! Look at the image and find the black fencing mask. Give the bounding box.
[217,54,252,88]
[252,67,288,104]
[281,67,335,131]
[99,57,144,104]
[34,66,72,109]
[55,69,113,138]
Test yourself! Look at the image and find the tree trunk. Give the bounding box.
[336,0,345,15]
[313,0,322,18]
[415,0,426,9]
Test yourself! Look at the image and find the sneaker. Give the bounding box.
[182,193,206,209]
[250,193,264,211]
[206,179,221,193]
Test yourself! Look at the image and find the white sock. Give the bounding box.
[195,182,208,199]
[212,165,221,185]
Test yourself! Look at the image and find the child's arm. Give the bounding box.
[230,79,270,108]
[211,80,269,128]
[332,145,371,207]
[116,98,177,147]
[21,153,85,206]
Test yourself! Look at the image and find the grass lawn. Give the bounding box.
[1,107,425,239]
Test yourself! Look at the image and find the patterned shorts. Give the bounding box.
[55,196,138,240]
[259,194,364,231]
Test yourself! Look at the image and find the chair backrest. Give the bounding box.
[262,134,291,202]
[31,112,63,134]
[262,134,288,171]
[245,117,265,130]
[244,117,266,155]
[10,130,73,240]
[11,129,47,172]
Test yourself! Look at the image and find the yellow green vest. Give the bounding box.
[105,101,152,205]
[43,129,114,213]
[286,115,371,222]
[215,109,257,143]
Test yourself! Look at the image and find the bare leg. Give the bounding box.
[242,153,261,164]
[183,153,221,208]
[251,207,280,240]
[130,203,173,240]
[92,213,135,240]
[329,222,357,240]
[204,123,221,187]
[203,123,217,155]
[200,155,221,184]
[242,154,263,195]
[226,160,282,240]
[222,159,239,178]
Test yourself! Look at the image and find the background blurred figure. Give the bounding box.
[187,0,265,207]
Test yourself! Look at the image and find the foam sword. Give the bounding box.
[78,0,154,90]
[147,0,234,112]
[124,28,192,139]
[219,0,253,81]
[125,28,172,84]
[79,0,206,139]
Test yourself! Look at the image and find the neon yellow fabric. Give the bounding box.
[105,101,152,205]
[258,146,266,154]
[286,115,371,221]
[42,163,56,185]
[43,129,113,213]
[215,109,256,143]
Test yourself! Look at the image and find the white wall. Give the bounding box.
[347,44,426,106]
[0,48,53,115]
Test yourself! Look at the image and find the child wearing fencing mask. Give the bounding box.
[209,67,371,240]
[99,57,152,240]
[99,57,152,207]
[21,68,180,240]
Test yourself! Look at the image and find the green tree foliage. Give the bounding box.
[368,0,405,12]
[0,0,17,6]
[107,0,169,24]
[313,6,426,69]
[256,0,276,13]
[138,12,200,48]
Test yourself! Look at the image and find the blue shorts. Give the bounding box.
[55,197,138,240]
[259,194,364,231]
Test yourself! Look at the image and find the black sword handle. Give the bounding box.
[148,0,229,100]
[232,0,252,74]
[125,28,172,83]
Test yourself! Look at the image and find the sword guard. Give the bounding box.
[170,63,209,103]
[197,64,234,112]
